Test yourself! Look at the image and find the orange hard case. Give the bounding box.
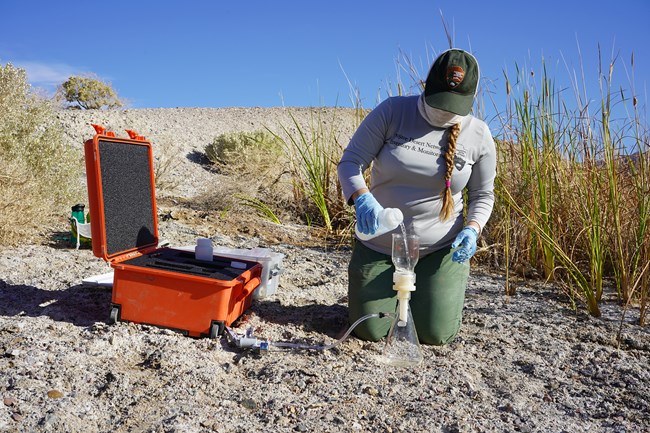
[84,125,261,337]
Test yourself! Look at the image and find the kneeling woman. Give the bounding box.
[337,49,497,345]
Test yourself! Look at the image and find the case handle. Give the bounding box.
[91,123,115,137]
[125,129,146,141]
[233,277,261,303]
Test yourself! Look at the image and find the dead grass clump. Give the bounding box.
[201,130,295,223]
[153,136,182,193]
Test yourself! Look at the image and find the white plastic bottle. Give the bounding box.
[195,238,214,261]
[355,208,404,240]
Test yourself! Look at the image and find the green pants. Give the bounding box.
[347,241,470,345]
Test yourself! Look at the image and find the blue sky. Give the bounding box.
[2,0,649,120]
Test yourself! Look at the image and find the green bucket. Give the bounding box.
[70,204,92,248]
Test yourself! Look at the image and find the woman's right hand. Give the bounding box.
[354,192,383,235]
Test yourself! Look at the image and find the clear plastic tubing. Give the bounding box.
[269,312,394,351]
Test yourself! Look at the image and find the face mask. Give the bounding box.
[418,94,465,128]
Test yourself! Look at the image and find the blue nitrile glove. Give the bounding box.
[355,192,383,235]
[451,226,479,263]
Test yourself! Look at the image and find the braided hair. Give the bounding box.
[439,122,461,221]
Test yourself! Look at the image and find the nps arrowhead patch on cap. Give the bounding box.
[446,66,465,89]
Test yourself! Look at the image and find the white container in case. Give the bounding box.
[179,245,284,299]
[195,238,214,261]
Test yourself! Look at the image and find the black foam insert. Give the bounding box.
[122,249,254,280]
[98,140,156,256]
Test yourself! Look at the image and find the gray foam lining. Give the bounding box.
[98,140,156,256]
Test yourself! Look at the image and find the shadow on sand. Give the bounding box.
[0,279,350,342]
[0,279,112,327]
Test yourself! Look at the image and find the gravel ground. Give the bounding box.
[1,108,649,433]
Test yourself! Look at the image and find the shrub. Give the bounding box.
[201,130,290,223]
[205,130,284,176]
[0,62,81,245]
[58,74,123,109]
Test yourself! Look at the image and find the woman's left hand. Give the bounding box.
[451,226,478,263]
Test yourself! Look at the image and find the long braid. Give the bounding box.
[440,122,461,221]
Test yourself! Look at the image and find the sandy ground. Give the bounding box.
[1,107,649,433]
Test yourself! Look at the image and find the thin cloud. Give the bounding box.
[13,60,84,87]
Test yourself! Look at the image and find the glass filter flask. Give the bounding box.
[382,232,423,367]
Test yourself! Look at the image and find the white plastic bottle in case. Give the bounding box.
[195,238,214,261]
[355,208,404,240]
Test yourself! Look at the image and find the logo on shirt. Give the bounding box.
[454,155,467,171]
[446,66,465,89]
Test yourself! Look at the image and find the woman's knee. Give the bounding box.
[417,321,461,346]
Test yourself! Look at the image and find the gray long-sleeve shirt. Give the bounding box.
[337,95,496,256]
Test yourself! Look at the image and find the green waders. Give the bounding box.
[347,241,470,345]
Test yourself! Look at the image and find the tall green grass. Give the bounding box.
[267,110,348,232]
[267,47,649,325]
[494,49,649,323]
[253,47,648,324]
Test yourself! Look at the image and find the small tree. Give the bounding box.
[58,75,123,109]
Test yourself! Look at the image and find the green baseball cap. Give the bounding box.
[423,49,479,116]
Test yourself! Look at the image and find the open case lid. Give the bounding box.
[84,124,159,262]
